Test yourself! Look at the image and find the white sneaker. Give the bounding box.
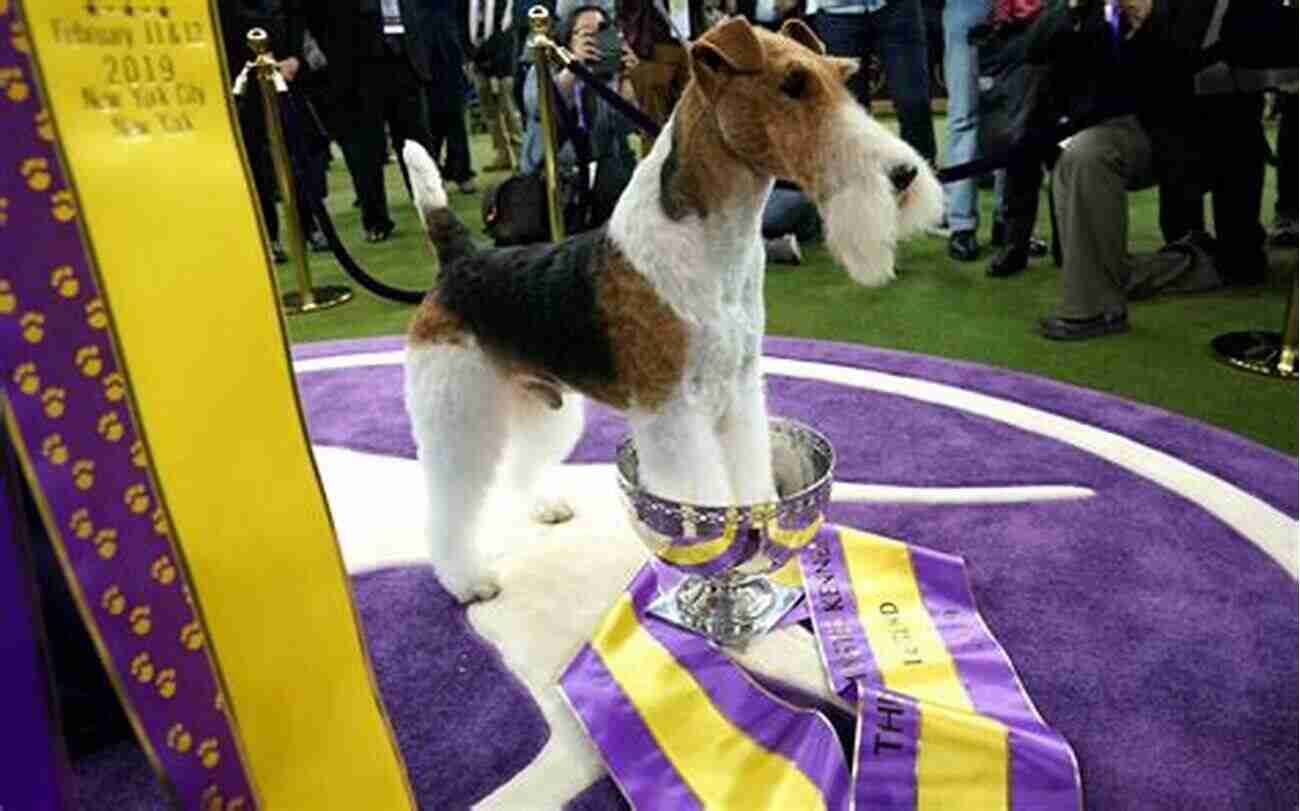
[766,234,803,265]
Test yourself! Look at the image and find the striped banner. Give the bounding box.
[560,524,1082,810]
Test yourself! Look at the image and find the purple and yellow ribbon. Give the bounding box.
[561,525,1083,809]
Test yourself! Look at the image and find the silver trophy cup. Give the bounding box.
[616,419,835,647]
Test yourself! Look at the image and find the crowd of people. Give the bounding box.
[221,0,1295,342]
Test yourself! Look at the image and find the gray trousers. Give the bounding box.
[1052,116,1221,319]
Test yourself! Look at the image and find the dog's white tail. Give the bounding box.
[402,141,478,267]
[403,141,448,222]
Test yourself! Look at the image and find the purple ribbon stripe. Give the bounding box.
[0,5,256,806]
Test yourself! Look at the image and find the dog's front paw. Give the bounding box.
[530,494,575,525]
[438,570,501,604]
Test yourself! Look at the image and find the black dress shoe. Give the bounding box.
[1038,310,1129,341]
[1027,236,1049,258]
[948,229,980,262]
[987,244,1029,278]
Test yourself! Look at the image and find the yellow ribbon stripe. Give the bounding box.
[657,517,741,567]
[592,595,827,811]
[839,527,1009,810]
[25,2,413,807]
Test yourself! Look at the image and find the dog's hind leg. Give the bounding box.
[501,386,585,525]
[405,342,509,603]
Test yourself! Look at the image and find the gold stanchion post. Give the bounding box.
[528,7,566,243]
[245,28,352,315]
[1210,275,1299,381]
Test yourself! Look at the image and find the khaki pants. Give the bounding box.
[472,66,523,170]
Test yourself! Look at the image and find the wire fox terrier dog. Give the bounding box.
[403,16,942,603]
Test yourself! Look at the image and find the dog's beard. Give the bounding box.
[813,104,943,287]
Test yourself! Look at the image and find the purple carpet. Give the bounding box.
[74,336,1297,810]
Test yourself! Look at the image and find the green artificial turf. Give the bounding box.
[276,120,1299,457]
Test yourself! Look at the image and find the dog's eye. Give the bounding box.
[780,69,808,100]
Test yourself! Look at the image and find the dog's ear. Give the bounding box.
[689,16,764,98]
[779,18,825,55]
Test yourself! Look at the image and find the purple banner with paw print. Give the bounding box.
[0,1,257,807]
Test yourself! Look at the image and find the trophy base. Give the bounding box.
[1211,330,1298,380]
[282,285,354,315]
[648,574,804,649]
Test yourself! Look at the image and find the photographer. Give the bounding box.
[521,2,640,230]
[1028,0,1285,340]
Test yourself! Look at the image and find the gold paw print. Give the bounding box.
[151,554,176,585]
[49,264,78,297]
[35,109,53,142]
[98,411,125,442]
[74,345,102,377]
[151,506,170,537]
[41,387,66,418]
[10,21,29,54]
[166,723,193,753]
[214,691,225,713]
[180,621,204,651]
[71,458,95,489]
[0,196,7,225]
[128,605,152,636]
[123,482,150,513]
[130,651,155,683]
[13,362,39,395]
[0,67,28,103]
[41,434,68,466]
[103,371,126,401]
[51,189,76,222]
[20,157,51,191]
[155,668,177,699]
[92,527,117,559]
[86,297,107,329]
[20,311,45,343]
[0,279,15,313]
[69,508,93,539]
[196,738,220,769]
[101,585,126,615]
[130,439,147,467]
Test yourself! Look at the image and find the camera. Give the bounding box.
[588,21,624,80]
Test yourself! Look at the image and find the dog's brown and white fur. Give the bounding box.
[403,17,942,603]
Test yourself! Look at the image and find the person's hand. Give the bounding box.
[278,56,301,81]
[1118,0,1152,38]
[570,30,599,63]
[620,42,639,73]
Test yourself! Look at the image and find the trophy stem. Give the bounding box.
[648,573,804,649]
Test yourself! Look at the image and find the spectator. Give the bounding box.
[1270,90,1297,247]
[462,0,525,172]
[618,0,689,155]
[427,0,479,195]
[292,0,441,243]
[812,0,937,165]
[521,3,639,231]
[763,185,823,265]
[219,0,292,262]
[1030,0,1270,341]
[938,0,990,261]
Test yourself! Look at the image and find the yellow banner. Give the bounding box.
[22,1,413,807]
[839,527,1008,810]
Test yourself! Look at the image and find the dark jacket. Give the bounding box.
[289,0,463,99]
[460,0,517,77]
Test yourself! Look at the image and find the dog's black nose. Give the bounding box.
[889,164,918,194]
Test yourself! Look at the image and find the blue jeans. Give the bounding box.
[814,1,936,164]
[941,0,990,232]
[763,188,823,243]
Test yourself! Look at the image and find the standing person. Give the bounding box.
[938,0,992,261]
[812,0,937,165]
[463,0,524,172]
[291,0,440,243]
[426,0,479,195]
[219,0,293,262]
[618,0,688,154]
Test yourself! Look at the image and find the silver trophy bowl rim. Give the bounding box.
[613,417,836,525]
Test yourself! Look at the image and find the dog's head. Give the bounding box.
[687,16,943,285]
